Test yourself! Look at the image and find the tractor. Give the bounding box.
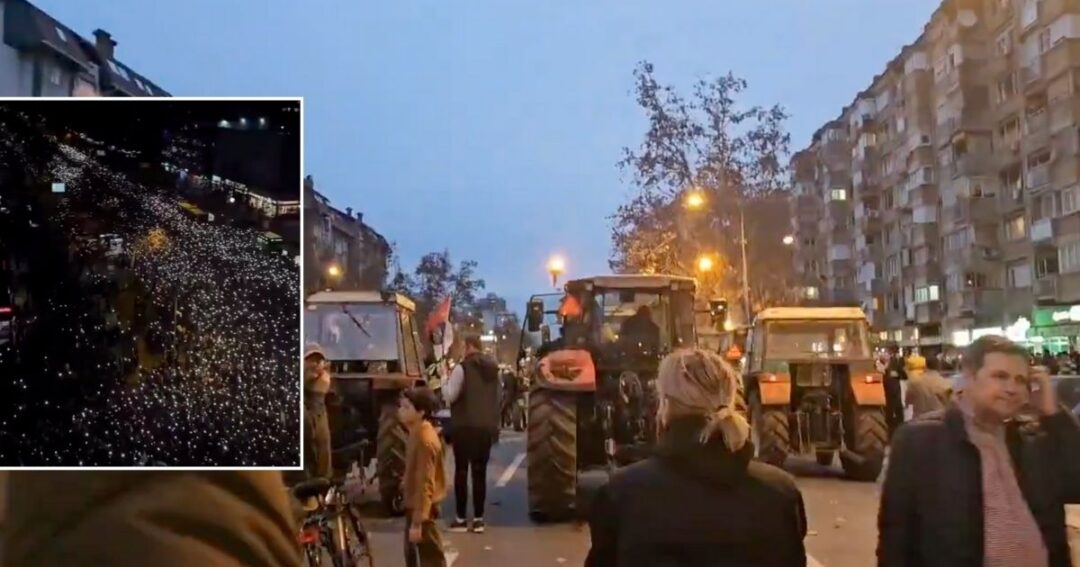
[742,306,887,481]
[521,275,699,521]
[304,290,433,514]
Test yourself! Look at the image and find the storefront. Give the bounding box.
[1030,305,1080,354]
[951,316,1034,349]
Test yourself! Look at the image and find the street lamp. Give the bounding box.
[547,255,566,288]
[696,254,715,273]
[782,234,795,246]
[685,190,705,210]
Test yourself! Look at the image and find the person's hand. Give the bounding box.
[408,523,423,544]
[1029,365,1059,416]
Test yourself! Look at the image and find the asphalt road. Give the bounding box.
[360,431,883,566]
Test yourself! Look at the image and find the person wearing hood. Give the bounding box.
[904,354,952,419]
[585,349,807,567]
[442,335,500,534]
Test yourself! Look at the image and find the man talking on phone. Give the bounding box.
[878,335,1080,567]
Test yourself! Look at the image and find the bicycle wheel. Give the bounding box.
[338,505,374,567]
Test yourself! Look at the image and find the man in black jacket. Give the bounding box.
[878,335,1080,567]
[442,335,500,534]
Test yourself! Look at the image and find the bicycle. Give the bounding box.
[293,464,375,566]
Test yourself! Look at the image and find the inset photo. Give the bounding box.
[0,98,301,467]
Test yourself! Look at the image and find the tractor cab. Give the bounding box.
[304,290,430,514]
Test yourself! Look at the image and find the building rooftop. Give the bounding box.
[2,0,169,96]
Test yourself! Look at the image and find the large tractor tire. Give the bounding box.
[749,391,790,468]
[841,407,887,482]
[376,401,408,516]
[527,387,577,523]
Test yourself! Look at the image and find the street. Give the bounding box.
[360,431,881,567]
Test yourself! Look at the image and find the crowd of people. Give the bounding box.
[0,106,300,466]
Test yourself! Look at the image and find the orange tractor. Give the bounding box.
[742,307,887,481]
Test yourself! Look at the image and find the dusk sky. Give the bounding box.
[43,0,940,309]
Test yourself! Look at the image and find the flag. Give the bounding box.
[558,294,582,318]
[426,296,452,335]
[436,321,454,361]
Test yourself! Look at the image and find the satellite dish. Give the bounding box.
[957,10,977,27]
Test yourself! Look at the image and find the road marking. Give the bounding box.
[495,452,526,487]
[807,554,825,567]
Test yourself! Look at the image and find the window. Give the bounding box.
[1035,193,1058,220]
[929,284,940,301]
[1039,28,1051,53]
[997,73,1018,103]
[830,188,847,201]
[1063,185,1080,215]
[999,116,1020,144]
[966,272,989,288]
[947,229,971,251]
[997,29,1013,56]
[49,66,61,86]
[1036,255,1059,278]
[1006,214,1027,240]
[914,285,941,304]
[1007,261,1032,288]
[804,287,820,300]
[1060,241,1080,273]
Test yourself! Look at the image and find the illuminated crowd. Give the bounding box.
[0,109,299,466]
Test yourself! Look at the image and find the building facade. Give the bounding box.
[0,0,166,97]
[791,0,1080,353]
[303,176,391,294]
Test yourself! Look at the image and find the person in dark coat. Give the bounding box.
[586,349,807,567]
[4,471,301,567]
[883,345,907,437]
[442,335,500,533]
[877,335,1080,567]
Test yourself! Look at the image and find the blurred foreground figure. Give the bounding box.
[3,471,301,567]
[878,335,1080,567]
[586,349,807,567]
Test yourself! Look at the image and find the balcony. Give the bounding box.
[952,196,999,225]
[1026,164,1050,190]
[1043,37,1080,81]
[827,245,852,262]
[913,204,939,225]
[915,301,945,324]
[950,153,993,178]
[1031,218,1054,242]
[952,289,1006,317]
[1024,112,1050,150]
[1035,276,1059,301]
[1022,59,1044,91]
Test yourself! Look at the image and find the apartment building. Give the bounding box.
[791,0,1080,354]
[0,0,166,97]
[303,175,392,294]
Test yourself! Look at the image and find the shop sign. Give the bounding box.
[1034,305,1080,327]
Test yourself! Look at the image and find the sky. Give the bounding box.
[42,0,941,310]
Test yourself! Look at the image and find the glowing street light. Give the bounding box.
[685,190,706,210]
[782,234,795,246]
[547,255,566,288]
[696,254,715,273]
[327,263,342,278]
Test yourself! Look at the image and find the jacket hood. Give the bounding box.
[906,355,926,371]
[652,416,753,488]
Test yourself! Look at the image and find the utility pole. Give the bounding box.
[738,200,751,324]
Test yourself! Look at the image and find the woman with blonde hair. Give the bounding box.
[586,349,808,567]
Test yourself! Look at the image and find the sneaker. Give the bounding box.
[448,518,469,533]
[471,519,485,534]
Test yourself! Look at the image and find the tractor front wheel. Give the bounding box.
[526,388,577,523]
[841,407,887,482]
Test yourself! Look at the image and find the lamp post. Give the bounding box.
[326,263,342,291]
[684,187,751,323]
[547,255,565,289]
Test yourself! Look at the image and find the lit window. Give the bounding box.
[830,188,847,201]
[49,66,61,86]
[929,284,940,301]
[1007,261,1032,288]
[805,287,819,299]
